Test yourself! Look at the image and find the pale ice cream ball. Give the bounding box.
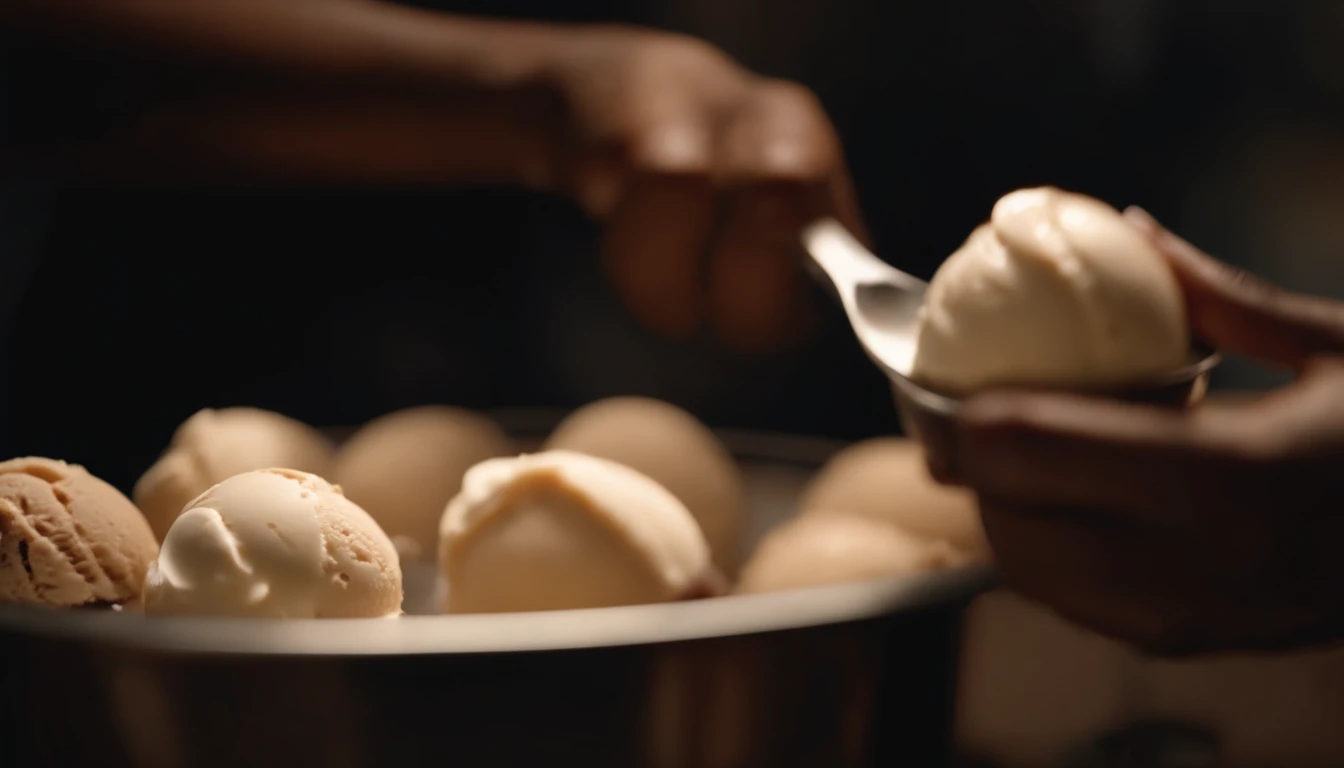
[544,397,745,577]
[912,187,1189,393]
[134,408,335,542]
[142,468,402,618]
[801,438,989,559]
[331,406,513,563]
[439,450,720,614]
[737,514,964,595]
[0,457,158,607]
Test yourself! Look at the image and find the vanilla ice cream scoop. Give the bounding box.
[0,457,158,607]
[801,438,989,559]
[440,450,720,614]
[911,187,1189,393]
[332,406,513,563]
[142,468,402,618]
[737,515,965,595]
[545,397,745,577]
[134,408,336,542]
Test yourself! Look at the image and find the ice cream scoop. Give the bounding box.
[0,457,159,607]
[440,450,720,613]
[910,187,1189,393]
[800,438,988,559]
[544,397,745,577]
[737,514,964,595]
[332,406,513,563]
[134,408,336,542]
[142,468,402,618]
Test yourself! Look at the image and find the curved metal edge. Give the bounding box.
[0,566,998,657]
[888,345,1224,418]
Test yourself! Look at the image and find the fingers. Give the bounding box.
[600,75,861,348]
[1126,207,1344,368]
[602,115,717,340]
[959,388,1265,526]
[710,80,860,349]
[978,499,1207,653]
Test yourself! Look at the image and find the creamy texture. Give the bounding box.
[544,397,745,577]
[332,406,513,563]
[440,451,718,613]
[134,408,336,541]
[142,468,402,618]
[737,515,964,595]
[0,457,158,606]
[801,438,989,559]
[911,187,1189,392]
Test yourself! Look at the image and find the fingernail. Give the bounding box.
[1123,207,1212,271]
[1123,205,1159,234]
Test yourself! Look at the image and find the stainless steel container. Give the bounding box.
[0,423,994,768]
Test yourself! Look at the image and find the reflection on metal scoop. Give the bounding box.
[801,218,928,379]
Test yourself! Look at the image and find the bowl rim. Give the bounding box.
[0,419,996,657]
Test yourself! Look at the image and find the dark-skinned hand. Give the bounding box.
[957,207,1344,656]
[544,26,868,351]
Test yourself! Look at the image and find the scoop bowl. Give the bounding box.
[891,347,1221,484]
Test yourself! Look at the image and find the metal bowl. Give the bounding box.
[893,348,1221,484]
[0,418,995,768]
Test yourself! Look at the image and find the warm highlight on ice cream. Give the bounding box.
[134,408,336,541]
[737,514,964,595]
[0,457,158,607]
[142,468,401,618]
[545,397,745,577]
[911,187,1188,393]
[801,438,989,559]
[332,406,513,563]
[440,450,719,613]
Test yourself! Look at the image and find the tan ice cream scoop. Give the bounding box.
[0,457,158,607]
[911,187,1189,393]
[737,514,965,595]
[134,408,335,542]
[801,438,989,559]
[545,397,745,578]
[142,468,402,618]
[440,450,720,614]
[332,406,513,563]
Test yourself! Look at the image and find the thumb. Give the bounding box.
[1125,207,1344,369]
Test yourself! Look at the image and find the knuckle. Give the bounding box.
[622,125,713,178]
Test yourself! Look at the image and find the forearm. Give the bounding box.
[2,0,567,184]
[78,87,559,186]
[2,0,557,92]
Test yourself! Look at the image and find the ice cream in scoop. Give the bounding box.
[142,468,402,618]
[911,187,1189,393]
[440,450,720,613]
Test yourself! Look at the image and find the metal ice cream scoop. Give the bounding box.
[799,217,1219,483]
[800,218,929,379]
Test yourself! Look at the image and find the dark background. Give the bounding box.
[4,1,1344,493]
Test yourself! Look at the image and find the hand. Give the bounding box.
[541,26,867,350]
[956,207,1344,656]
